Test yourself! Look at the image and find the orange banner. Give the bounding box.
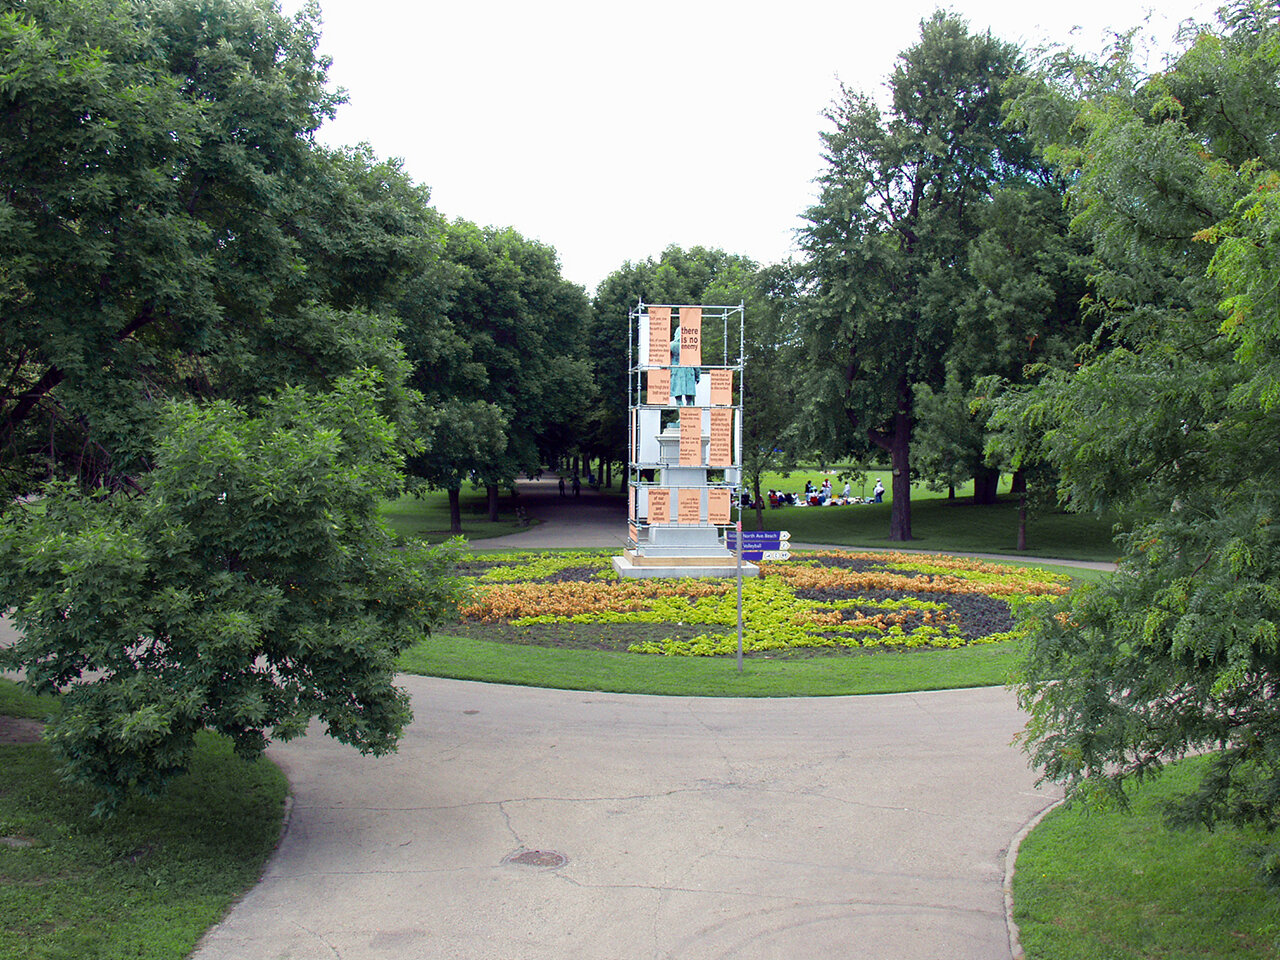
[629,522,639,544]
[709,408,733,467]
[708,488,731,524]
[647,307,671,367]
[677,489,701,524]
[709,369,733,406]
[679,408,701,466]
[679,307,702,367]
[629,485,636,520]
[648,487,670,524]
[646,368,670,406]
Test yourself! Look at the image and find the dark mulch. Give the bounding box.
[452,620,708,653]
[540,566,609,584]
[794,587,1014,640]
[803,555,927,578]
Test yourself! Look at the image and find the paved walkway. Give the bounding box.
[187,480,1067,959]
[193,680,1056,960]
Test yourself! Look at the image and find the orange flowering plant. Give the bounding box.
[452,551,1068,658]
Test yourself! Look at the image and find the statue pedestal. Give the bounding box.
[611,549,757,579]
[616,424,755,578]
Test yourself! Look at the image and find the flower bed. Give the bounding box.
[453,550,1069,658]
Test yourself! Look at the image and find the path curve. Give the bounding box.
[187,480,1065,960]
[193,680,1057,960]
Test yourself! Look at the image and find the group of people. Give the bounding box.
[743,477,886,509]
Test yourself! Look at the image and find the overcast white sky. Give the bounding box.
[277,0,1219,294]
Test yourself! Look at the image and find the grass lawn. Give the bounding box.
[753,466,1005,502]
[399,630,1020,697]
[379,489,531,542]
[1014,756,1280,959]
[743,495,1118,562]
[740,466,1119,562]
[0,681,287,960]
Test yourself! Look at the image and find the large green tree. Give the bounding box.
[1006,0,1280,880]
[0,0,424,488]
[798,11,1032,540]
[919,182,1091,504]
[0,0,462,806]
[0,375,463,813]
[410,220,590,528]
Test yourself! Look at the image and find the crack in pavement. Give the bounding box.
[289,919,343,958]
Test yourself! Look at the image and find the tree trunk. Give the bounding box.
[573,454,580,477]
[606,460,612,489]
[754,476,765,531]
[888,420,912,541]
[864,396,913,542]
[948,484,956,500]
[973,467,999,505]
[448,487,463,535]
[1017,491,1028,551]
[1010,470,1027,495]
[487,484,499,522]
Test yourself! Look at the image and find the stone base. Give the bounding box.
[612,549,757,580]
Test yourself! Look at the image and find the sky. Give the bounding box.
[276,0,1220,294]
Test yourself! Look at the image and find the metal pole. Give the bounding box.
[736,521,743,673]
[735,302,745,674]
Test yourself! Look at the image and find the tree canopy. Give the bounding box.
[0,0,463,807]
[1005,0,1280,881]
[798,11,1033,539]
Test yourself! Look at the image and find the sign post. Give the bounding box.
[736,520,743,673]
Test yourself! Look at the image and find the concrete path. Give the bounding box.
[193,679,1056,960]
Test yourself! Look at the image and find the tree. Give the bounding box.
[1007,0,1280,880]
[0,0,463,805]
[417,220,590,523]
[708,263,804,531]
[0,0,425,491]
[0,374,465,813]
[798,11,1032,540]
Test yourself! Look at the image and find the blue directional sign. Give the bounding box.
[726,530,790,551]
[735,549,791,562]
[726,530,791,562]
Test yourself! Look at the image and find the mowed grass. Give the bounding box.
[0,681,288,960]
[744,494,1117,562]
[399,631,1020,697]
[741,466,1118,561]
[379,489,530,542]
[380,468,1119,560]
[754,466,1003,502]
[1014,756,1280,959]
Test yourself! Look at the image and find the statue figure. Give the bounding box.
[670,324,699,405]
